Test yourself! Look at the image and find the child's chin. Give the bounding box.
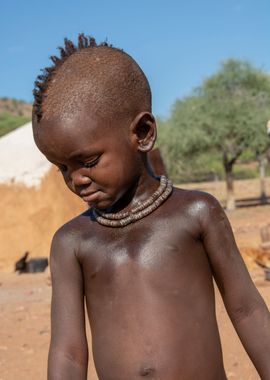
[88,198,113,210]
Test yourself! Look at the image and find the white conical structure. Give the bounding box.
[0,122,51,187]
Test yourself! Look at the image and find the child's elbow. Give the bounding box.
[229,302,259,324]
[48,344,88,379]
[62,346,89,368]
[229,297,269,325]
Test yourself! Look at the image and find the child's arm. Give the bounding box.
[199,193,270,379]
[47,226,88,380]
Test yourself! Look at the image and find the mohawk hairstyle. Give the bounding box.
[33,34,111,122]
[33,33,151,124]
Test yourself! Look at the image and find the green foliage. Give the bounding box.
[156,116,220,182]
[233,165,258,180]
[238,149,256,162]
[0,112,30,137]
[157,59,270,183]
[199,59,270,159]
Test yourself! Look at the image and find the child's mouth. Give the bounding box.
[81,191,100,203]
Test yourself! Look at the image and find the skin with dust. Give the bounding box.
[33,46,270,380]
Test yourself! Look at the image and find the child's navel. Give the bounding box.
[139,366,156,377]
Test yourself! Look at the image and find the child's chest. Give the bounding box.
[79,212,212,300]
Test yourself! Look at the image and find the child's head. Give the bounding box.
[32,34,157,209]
[32,34,152,124]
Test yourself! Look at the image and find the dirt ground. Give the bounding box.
[1,176,270,379]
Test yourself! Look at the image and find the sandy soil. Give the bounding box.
[1,177,270,379]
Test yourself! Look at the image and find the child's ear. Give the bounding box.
[130,112,157,152]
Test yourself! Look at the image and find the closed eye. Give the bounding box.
[84,156,100,168]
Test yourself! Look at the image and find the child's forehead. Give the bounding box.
[34,109,128,155]
[34,118,130,164]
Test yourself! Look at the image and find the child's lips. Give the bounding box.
[81,191,100,203]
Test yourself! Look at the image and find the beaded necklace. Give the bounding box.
[93,176,173,227]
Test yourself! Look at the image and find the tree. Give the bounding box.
[161,59,270,210]
[201,60,270,209]
[156,97,214,182]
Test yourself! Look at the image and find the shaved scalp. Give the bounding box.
[33,34,151,123]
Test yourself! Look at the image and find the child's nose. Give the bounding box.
[71,170,91,187]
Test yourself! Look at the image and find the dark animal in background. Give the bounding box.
[15,251,29,272]
[15,251,48,273]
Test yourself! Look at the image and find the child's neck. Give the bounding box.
[106,169,160,215]
[93,175,172,227]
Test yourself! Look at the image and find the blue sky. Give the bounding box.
[1,0,269,117]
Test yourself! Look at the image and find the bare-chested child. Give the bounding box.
[32,34,270,380]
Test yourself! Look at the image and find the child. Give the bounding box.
[32,34,270,380]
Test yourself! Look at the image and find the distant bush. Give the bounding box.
[238,149,256,162]
[233,166,258,180]
[0,112,30,137]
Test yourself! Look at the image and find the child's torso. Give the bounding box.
[78,190,227,380]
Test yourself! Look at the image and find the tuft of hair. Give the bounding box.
[32,33,151,123]
[33,34,105,121]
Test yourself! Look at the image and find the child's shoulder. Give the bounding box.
[51,209,96,248]
[171,186,223,220]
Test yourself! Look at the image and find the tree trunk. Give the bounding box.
[223,151,237,211]
[259,157,267,204]
[225,167,235,211]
